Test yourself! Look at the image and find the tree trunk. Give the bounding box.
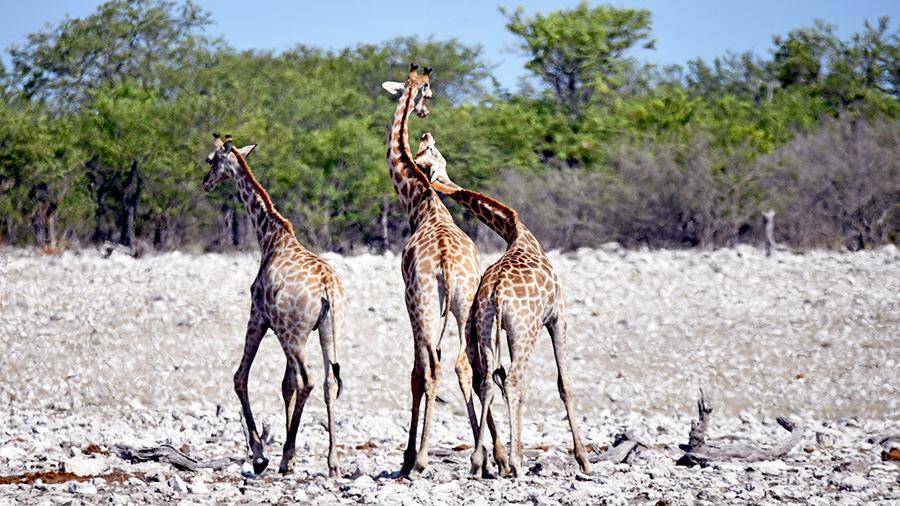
[153,210,170,251]
[87,158,109,243]
[29,183,58,250]
[119,159,142,247]
[381,194,390,249]
[230,193,243,248]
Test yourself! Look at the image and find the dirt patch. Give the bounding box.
[0,469,139,485]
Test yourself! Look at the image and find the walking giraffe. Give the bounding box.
[382,64,508,476]
[202,134,344,477]
[416,132,592,478]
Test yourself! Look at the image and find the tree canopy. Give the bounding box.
[0,1,897,252]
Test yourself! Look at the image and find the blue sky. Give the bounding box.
[2,0,898,89]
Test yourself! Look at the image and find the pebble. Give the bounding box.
[63,456,108,477]
[837,473,869,492]
[68,482,98,495]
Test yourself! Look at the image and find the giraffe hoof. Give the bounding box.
[480,466,498,480]
[495,458,511,478]
[252,456,269,474]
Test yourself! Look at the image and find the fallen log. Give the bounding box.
[112,444,242,472]
[676,389,803,467]
[591,431,648,464]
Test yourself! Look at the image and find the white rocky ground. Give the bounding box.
[0,245,897,504]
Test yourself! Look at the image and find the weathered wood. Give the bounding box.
[112,444,241,472]
[677,389,803,466]
[591,431,647,464]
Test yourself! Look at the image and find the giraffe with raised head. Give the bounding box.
[202,134,345,477]
[417,132,592,478]
[382,64,508,476]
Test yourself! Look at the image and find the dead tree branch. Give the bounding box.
[591,431,648,464]
[676,389,804,467]
[112,444,242,472]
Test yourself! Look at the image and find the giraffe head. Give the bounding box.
[381,63,433,117]
[415,132,459,189]
[203,134,258,191]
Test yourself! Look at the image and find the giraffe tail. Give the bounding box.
[435,253,452,363]
[323,285,343,399]
[491,294,508,401]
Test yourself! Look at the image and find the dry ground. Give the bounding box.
[0,245,897,504]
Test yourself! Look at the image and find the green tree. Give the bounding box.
[503,1,654,114]
[10,0,213,111]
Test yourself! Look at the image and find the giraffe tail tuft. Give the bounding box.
[332,363,343,399]
[492,366,508,401]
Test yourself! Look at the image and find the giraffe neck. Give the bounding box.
[229,150,295,253]
[387,83,435,230]
[433,183,523,244]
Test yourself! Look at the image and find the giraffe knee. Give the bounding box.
[233,370,247,393]
[455,355,471,376]
[556,375,569,400]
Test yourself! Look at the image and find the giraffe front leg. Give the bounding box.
[279,348,313,474]
[234,317,268,474]
[415,346,441,473]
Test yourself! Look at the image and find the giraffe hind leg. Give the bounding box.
[547,316,591,474]
[401,355,425,475]
[317,301,341,477]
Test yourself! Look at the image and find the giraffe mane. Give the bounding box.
[432,182,520,243]
[230,146,295,236]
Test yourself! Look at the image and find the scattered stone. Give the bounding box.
[68,482,98,495]
[167,474,187,493]
[836,473,869,492]
[63,456,108,477]
[749,460,788,476]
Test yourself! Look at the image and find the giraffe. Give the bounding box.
[202,134,345,477]
[418,132,592,478]
[382,64,508,476]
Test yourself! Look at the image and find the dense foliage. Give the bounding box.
[1,0,897,252]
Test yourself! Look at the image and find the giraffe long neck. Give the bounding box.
[230,149,295,252]
[387,84,434,230]
[432,182,522,244]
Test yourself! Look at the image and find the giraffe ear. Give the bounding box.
[238,144,257,158]
[381,81,405,95]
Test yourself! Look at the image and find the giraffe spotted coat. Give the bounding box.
[203,135,344,477]
[420,133,592,478]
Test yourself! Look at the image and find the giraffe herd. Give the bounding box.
[201,63,589,479]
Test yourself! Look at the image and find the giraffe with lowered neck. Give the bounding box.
[202,134,345,477]
[382,64,508,476]
[417,132,592,478]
